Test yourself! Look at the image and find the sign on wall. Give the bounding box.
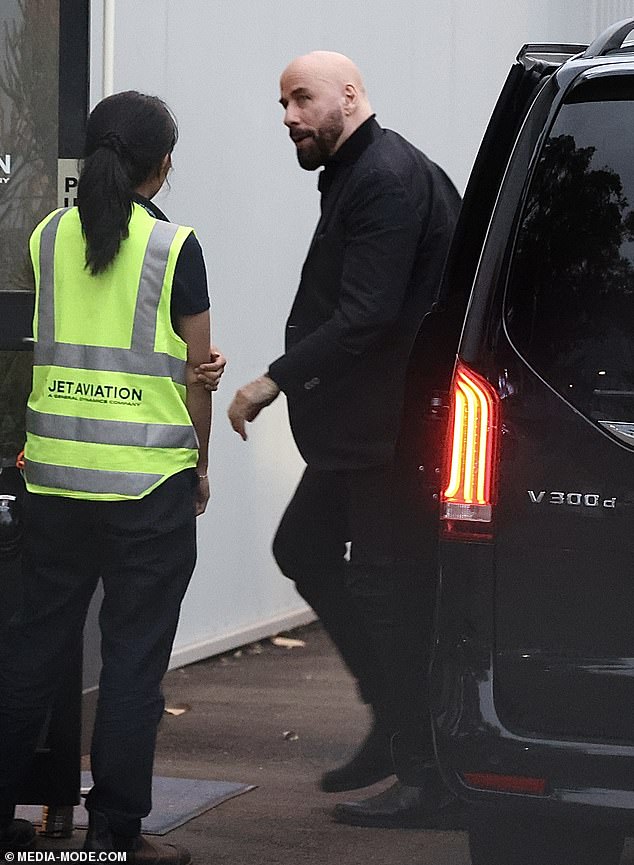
[57,158,79,208]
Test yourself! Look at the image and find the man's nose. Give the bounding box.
[283,105,298,127]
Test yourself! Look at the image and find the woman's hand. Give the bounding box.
[194,475,210,516]
[195,347,227,391]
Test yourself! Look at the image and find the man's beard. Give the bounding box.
[294,109,344,171]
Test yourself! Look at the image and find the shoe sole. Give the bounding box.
[332,802,467,830]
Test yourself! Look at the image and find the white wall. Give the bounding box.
[89,0,634,667]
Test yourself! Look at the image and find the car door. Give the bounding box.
[491,66,634,743]
[403,43,586,514]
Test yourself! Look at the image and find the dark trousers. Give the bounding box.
[272,463,438,761]
[0,470,197,836]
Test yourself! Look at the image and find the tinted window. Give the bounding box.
[505,77,634,436]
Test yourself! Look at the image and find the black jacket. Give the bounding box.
[268,118,461,469]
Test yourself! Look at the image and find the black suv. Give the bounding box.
[407,18,634,865]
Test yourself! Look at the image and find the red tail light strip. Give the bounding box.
[462,772,548,796]
[442,360,500,524]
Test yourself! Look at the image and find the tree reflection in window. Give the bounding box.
[507,128,634,422]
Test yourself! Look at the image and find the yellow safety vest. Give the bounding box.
[24,203,199,500]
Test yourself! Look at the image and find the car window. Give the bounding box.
[504,76,634,437]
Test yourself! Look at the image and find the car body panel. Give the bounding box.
[425,29,634,830]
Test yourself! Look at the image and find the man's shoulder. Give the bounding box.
[363,129,460,201]
[348,128,433,194]
[373,128,432,168]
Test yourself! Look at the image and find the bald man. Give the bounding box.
[220,51,461,827]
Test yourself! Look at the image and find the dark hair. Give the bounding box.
[77,91,178,275]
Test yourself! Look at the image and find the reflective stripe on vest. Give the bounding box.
[26,206,198,500]
[34,341,186,382]
[26,461,163,497]
[26,407,197,449]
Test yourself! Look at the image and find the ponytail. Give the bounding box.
[78,91,178,275]
[77,136,133,275]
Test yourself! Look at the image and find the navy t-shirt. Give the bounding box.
[132,194,210,319]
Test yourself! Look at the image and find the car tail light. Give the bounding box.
[441,360,500,533]
[462,772,548,796]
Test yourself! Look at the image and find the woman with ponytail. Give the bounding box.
[0,91,223,864]
[80,92,177,275]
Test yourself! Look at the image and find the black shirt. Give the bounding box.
[132,194,210,318]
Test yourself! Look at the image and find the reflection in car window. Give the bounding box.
[505,79,634,431]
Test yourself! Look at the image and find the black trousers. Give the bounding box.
[273,463,438,760]
[0,470,197,836]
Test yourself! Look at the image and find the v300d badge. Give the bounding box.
[527,490,617,508]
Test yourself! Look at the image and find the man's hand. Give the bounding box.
[195,347,227,391]
[227,375,280,440]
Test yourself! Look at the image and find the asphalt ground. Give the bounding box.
[35,621,634,864]
[35,621,468,864]
[149,621,471,865]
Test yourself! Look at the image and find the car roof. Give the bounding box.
[517,19,634,91]
[549,18,634,89]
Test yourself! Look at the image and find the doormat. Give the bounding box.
[18,772,256,835]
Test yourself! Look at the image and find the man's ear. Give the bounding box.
[342,83,358,116]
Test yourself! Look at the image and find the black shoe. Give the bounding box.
[84,810,191,865]
[332,777,465,829]
[83,810,113,853]
[123,835,192,865]
[0,818,36,852]
[320,723,394,792]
